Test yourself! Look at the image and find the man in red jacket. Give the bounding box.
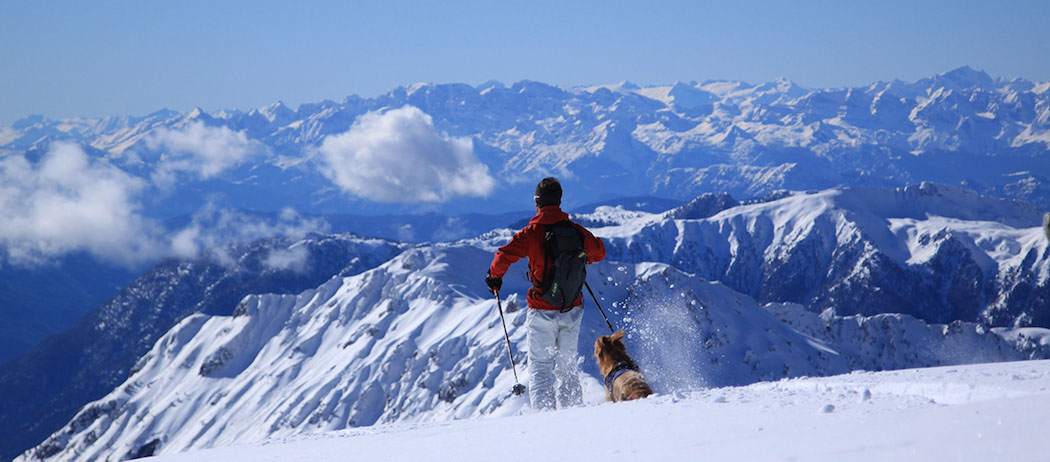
[486,177,606,410]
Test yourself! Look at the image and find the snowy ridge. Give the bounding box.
[597,183,1050,327]
[765,302,1029,370]
[0,233,406,462]
[21,246,534,461]
[18,240,1046,461]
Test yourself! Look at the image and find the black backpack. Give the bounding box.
[537,221,588,308]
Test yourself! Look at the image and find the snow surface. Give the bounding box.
[142,360,1050,462]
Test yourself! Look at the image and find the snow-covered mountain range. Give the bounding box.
[12,183,1050,462]
[598,182,1049,327]
[2,66,1049,220]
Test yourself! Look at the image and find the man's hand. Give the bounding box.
[485,275,502,295]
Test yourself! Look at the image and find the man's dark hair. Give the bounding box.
[535,177,562,207]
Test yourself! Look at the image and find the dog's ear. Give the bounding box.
[610,330,625,343]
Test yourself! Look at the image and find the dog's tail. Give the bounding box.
[1044,212,1050,241]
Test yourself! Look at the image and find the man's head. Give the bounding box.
[535,177,562,208]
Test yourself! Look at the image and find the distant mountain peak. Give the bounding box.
[935,65,996,89]
[11,114,48,129]
[407,82,434,96]
[263,100,289,111]
[617,80,641,90]
[476,80,505,92]
[257,101,296,124]
[665,82,714,108]
[146,108,180,119]
[584,81,642,94]
[510,80,564,96]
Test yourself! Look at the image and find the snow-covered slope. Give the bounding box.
[18,240,1046,461]
[597,182,1050,327]
[0,233,405,462]
[138,359,1050,462]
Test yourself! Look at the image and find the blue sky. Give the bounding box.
[1,0,1048,125]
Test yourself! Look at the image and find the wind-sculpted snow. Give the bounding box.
[597,183,1050,327]
[19,242,1043,461]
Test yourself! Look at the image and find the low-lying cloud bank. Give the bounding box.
[0,143,325,269]
[146,121,267,188]
[170,206,329,268]
[318,106,496,202]
[1,107,498,268]
[0,142,159,266]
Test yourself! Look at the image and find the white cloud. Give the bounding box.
[168,205,329,263]
[317,106,495,203]
[0,142,161,266]
[0,143,327,269]
[263,245,310,272]
[431,216,471,242]
[146,121,265,186]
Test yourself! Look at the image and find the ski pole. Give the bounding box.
[584,281,615,333]
[494,291,527,396]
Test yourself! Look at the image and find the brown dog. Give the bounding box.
[594,330,653,402]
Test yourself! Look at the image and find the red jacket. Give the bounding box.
[489,206,606,310]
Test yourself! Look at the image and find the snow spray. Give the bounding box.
[621,284,712,394]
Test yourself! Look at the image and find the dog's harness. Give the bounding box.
[603,359,640,393]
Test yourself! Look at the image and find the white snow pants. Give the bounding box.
[526,307,583,410]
